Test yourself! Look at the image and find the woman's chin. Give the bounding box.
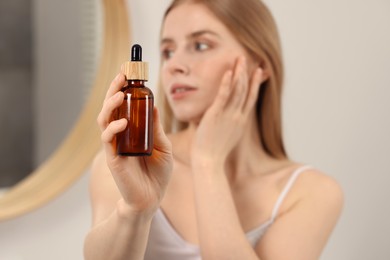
[172,110,203,125]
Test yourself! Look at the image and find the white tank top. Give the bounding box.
[144,165,311,260]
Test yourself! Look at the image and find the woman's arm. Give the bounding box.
[84,74,173,260]
[191,57,263,259]
[190,58,343,259]
[192,163,260,259]
[83,151,153,260]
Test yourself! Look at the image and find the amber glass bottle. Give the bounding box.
[116,44,154,156]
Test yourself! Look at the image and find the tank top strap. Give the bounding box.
[270,165,312,222]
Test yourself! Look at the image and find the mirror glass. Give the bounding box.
[0,0,102,192]
[0,0,33,189]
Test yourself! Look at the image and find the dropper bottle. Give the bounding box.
[116,44,154,156]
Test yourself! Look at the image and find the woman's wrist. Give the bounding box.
[191,154,225,176]
[116,199,156,223]
[192,146,227,163]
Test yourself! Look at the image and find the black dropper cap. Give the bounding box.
[131,44,142,61]
[122,44,148,80]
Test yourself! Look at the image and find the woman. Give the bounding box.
[84,0,343,259]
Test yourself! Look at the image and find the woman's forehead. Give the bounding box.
[162,3,229,39]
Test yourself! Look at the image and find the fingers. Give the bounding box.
[97,73,127,131]
[229,57,248,112]
[208,70,233,114]
[101,118,128,160]
[228,57,264,117]
[105,73,127,101]
[152,107,172,154]
[97,73,127,160]
[243,67,263,115]
[101,118,127,143]
[97,91,124,131]
[209,56,258,116]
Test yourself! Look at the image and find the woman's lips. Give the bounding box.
[170,84,197,100]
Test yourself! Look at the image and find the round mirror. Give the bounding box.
[0,0,131,221]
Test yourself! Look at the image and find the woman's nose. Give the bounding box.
[166,51,190,75]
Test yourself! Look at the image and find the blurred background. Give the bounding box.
[0,0,389,259]
[0,0,34,187]
[0,0,101,188]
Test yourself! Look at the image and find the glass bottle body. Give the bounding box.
[116,80,154,156]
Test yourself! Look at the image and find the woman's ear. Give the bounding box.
[259,62,270,83]
[260,68,270,83]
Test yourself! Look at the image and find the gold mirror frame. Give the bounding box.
[0,0,131,221]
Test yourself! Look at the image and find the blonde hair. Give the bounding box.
[158,0,287,159]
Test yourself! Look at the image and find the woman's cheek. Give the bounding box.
[160,69,171,97]
[212,61,234,89]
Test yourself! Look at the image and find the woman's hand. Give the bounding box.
[191,57,264,167]
[97,73,173,216]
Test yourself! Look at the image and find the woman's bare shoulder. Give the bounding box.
[270,163,344,220]
[290,165,344,215]
[301,167,343,199]
[255,165,344,258]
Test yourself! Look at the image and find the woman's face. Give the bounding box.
[160,3,256,123]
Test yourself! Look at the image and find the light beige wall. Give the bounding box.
[0,0,389,259]
[264,1,390,259]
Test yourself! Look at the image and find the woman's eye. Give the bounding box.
[195,42,210,51]
[162,49,174,59]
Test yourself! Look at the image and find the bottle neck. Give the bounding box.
[127,80,145,88]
